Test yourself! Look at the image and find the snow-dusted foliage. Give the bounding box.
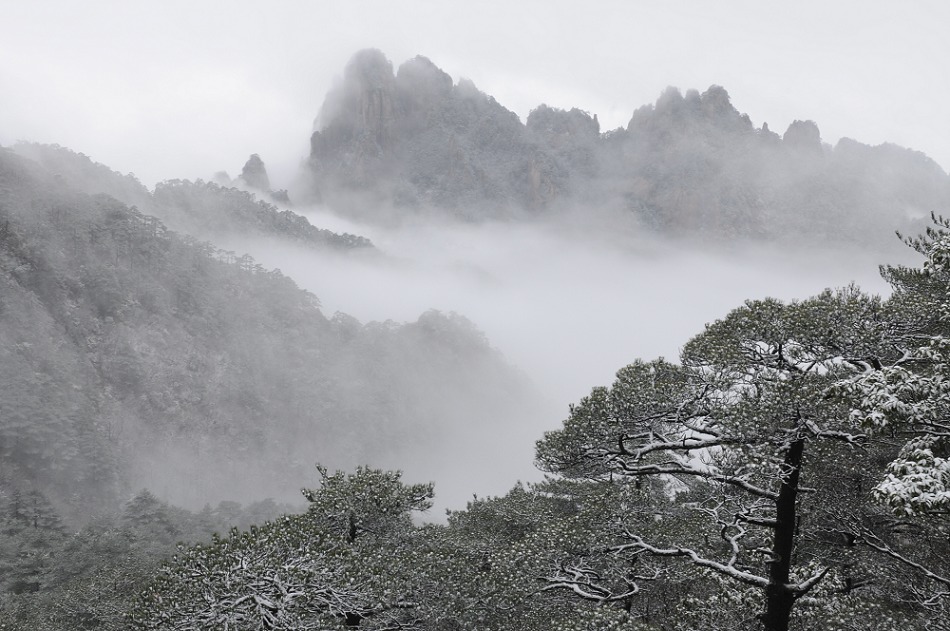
[842,338,950,513]
[837,216,950,516]
[875,436,950,514]
[537,289,937,631]
[131,467,434,630]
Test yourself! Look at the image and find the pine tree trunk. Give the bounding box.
[762,438,804,631]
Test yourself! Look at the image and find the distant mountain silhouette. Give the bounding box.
[304,49,950,248]
[13,143,369,251]
[307,50,565,218]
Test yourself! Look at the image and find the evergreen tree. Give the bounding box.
[537,289,934,630]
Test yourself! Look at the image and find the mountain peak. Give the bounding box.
[343,48,394,91]
[239,153,270,191]
[300,50,949,244]
[315,48,396,137]
[396,55,453,107]
[783,119,823,153]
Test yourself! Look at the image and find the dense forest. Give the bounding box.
[3,48,950,630]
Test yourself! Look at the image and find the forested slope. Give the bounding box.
[11,143,372,252]
[0,146,537,516]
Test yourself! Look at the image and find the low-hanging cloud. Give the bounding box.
[210,205,899,513]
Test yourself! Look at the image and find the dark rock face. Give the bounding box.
[304,50,950,248]
[526,106,600,192]
[239,154,271,191]
[308,50,568,217]
[234,153,291,205]
[310,49,397,190]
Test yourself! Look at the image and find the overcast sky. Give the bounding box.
[2,0,948,188]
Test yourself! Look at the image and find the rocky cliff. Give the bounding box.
[308,50,567,217]
[305,50,950,248]
[239,153,271,191]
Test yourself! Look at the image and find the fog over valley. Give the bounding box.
[3,4,950,629]
[204,201,894,514]
[244,207,895,409]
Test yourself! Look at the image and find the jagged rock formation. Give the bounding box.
[602,87,948,245]
[783,119,823,153]
[305,50,950,248]
[236,153,291,203]
[239,153,271,191]
[212,153,292,204]
[309,50,567,217]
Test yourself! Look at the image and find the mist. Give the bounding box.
[4,4,950,626]
[4,123,922,521]
[259,207,894,395]
[3,2,950,188]
[207,204,898,512]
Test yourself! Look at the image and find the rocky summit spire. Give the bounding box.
[315,48,397,149]
[782,120,823,154]
[308,49,400,192]
[239,154,271,191]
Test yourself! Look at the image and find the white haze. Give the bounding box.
[212,207,898,511]
[2,1,949,187]
[1,0,938,516]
